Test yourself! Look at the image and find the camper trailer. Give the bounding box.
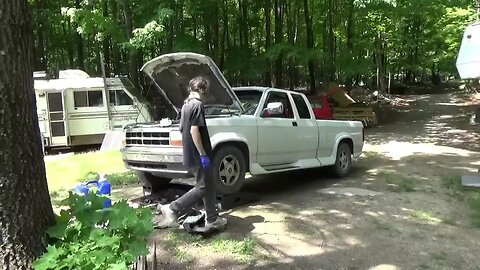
[34,70,152,151]
[456,21,480,79]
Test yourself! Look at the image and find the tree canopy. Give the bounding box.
[30,0,477,92]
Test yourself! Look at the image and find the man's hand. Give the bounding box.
[200,155,211,169]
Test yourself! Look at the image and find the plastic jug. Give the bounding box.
[73,175,112,208]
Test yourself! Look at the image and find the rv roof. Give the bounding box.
[34,77,123,91]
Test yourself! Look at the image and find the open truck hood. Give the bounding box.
[141,52,244,115]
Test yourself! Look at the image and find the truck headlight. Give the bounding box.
[169,130,182,146]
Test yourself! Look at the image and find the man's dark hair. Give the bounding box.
[189,76,208,93]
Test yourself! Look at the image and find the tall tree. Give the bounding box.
[121,0,139,87]
[304,0,315,93]
[27,0,476,92]
[74,0,85,70]
[273,0,283,88]
[0,0,56,268]
[264,0,272,86]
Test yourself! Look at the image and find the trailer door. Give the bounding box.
[47,92,69,146]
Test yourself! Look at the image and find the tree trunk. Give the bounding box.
[33,0,47,71]
[204,18,212,56]
[375,33,386,94]
[264,0,272,86]
[111,0,121,75]
[220,0,229,69]
[287,0,294,90]
[241,0,249,50]
[0,1,56,268]
[74,0,85,70]
[304,0,315,94]
[274,0,283,88]
[213,5,220,63]
[102,0,111,76]
[63,22,75,68]
[325,0,335,83]
[345,0,354,90]
[167,0,175,51]
[121,0,138,86]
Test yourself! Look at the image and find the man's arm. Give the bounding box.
[191,125,206,156]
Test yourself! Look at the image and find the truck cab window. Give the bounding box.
[292,94,311,119]
[262,91,294,119]
[110,90,133,106]
[74,90,104,108]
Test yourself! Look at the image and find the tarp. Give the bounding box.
[325,82,356,107]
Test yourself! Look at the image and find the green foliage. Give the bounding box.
[33,192,154,270]
[129,21,167,49]
[31,0,477,89]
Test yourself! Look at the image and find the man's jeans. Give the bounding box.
[170,166,218,223]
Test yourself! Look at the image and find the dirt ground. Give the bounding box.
[127,90,480,270]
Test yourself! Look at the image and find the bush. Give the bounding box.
[33,191,154,270]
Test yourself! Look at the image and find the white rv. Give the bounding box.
[456,21,480,79]
[34,70,152,150]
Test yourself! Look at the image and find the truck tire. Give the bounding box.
[332,142,352,178]
[212,145,247,195]
[137,171,171,195]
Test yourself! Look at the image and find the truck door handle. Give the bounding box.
[292,121,298,126]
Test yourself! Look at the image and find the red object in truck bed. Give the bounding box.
[308,95,333,120]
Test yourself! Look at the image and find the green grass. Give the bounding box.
[468,193,480,228]
[210,237,256,263]
[441,175,480,227]
[441,175,464,199]
[417,263,431,269]
[164,231,257,264]
[45,150,134,192]
[372,219,393,231]
[410,210,442,224]
[399,177,416,192]
[381,172,416,192]
[431,251,448,261]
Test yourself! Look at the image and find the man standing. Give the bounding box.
[155,76,227,230]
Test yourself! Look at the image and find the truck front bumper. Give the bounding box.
[120,146,193,178]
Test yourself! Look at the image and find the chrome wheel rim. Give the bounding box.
[218,154,241,186]
[339,151,349,169]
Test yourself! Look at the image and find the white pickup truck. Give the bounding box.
[121,52,365,194]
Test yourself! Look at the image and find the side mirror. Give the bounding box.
[261,102,284,117]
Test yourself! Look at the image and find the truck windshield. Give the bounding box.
[204,90,263,116]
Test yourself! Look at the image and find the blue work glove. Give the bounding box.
[200,155,211,169]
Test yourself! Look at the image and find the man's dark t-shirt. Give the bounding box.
[179,97,213,169]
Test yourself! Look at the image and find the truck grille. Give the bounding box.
[125,131,170,146]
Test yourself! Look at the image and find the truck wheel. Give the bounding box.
[212,145,247,195]
[137,171,171,195]
[332,142,352,178]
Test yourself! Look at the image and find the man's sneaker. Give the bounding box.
[154,204,178,229]
[204,216,228,230]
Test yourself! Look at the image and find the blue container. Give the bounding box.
[73,176,112,208]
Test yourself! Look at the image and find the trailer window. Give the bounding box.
[109,90,133,106]
[74,90,104,108]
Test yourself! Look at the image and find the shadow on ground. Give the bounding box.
[147,150,480,270]
[144,91,480,270]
